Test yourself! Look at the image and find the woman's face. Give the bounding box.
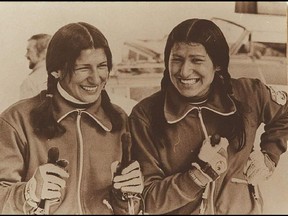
[59,48,109,103]
[168,42,217,98]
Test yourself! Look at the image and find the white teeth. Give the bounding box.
[82,86,97,92]
[180,78,199,85]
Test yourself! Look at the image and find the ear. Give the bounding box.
[51,70,61,79]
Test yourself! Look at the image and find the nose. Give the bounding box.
[180,60,194,78]
[88,67,102,84]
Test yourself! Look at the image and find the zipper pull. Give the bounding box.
[77,109,82,115]
[197,107,209,139]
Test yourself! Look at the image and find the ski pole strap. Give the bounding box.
[196,159,219,181]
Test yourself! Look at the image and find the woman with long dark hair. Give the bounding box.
[129,18,288,214]
[0,22,143,214]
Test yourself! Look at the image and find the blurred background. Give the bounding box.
[0,1,287,213]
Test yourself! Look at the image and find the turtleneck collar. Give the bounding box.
[164,83,237,124]
[57,82,91,105]
[53,83,112,131]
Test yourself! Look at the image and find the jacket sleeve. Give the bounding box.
[0,117,28,213]
[257,81,288,165]
[129,108,204,214]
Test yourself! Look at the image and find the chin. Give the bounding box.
[86,96,100,103]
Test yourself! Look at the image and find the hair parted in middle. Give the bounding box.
[155,18,246,150]
[31,22,122,139]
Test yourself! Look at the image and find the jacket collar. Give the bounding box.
[164,84,237,124]
[52,90,112,132]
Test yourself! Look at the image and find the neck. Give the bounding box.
[33,60,45,70]
[187,89,210,104]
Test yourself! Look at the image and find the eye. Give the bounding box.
[191,58,204,64]
[74,66,91,73]
[97,62,108,70]
[170,57,183,63]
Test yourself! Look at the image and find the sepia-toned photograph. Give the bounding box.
[0,1,287,214]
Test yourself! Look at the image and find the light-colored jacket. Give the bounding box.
[19,61,47,99]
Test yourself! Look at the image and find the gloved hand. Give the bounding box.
[198,135,229,175]
[111,160,144,200]
[25,163,69,206]
[243,150,275,185]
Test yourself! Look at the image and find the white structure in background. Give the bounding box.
[107,90,138,115]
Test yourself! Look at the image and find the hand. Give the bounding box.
[112,160,144,198]
[25,163,69,204]
[243,150,275,185]
[198,136,229,175]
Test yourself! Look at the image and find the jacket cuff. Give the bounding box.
[1,182,27,213]
[176,171,205,200]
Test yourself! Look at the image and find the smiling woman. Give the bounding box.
[0,22,144,214]
[129,18,288,215]
[168,42,218,99]
[59,48,109,104]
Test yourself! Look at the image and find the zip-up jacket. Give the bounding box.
[0,90,140,214]
[129,78,288,214]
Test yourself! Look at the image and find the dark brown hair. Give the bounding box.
[158,18,246,150]
[31,22,122,139]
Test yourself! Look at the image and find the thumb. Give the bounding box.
[217,138,229,157]
[219,138,229,151]
[243,157,252,175]
[111,161,120,179]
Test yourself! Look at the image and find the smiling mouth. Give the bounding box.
[81,86,98,92]
[179,78,200,85]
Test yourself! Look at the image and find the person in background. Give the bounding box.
[20,33,51,99]
[129,18,288,214]
[0,22,144,214]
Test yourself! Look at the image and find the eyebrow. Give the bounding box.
[74,64,91,68]
[171,53,205,58]
[75,61,108,66]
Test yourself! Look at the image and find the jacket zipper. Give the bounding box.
[76,110,84,214]
[197,107,216,214]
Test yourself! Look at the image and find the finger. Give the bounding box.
[121,161,140,175]
[121,185,143,194]
[114,169,141,182]
[41,190,62,200]
[43,164,69,178]
[243,159,252,174]
[56,159,69,168]
[244,156,256,175]
[111,161,120,176]
[219,138,229,150]
[46,182,62,191]
[245,165,258,178]
[114,178,142,190]
[114,175,143,187]
[247,167,268,184]
[113,176,143,189]
[217,148,227,158]
[45,174,67,188]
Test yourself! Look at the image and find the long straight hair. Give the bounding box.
[31,22,122,139]
[155,19,246,151]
